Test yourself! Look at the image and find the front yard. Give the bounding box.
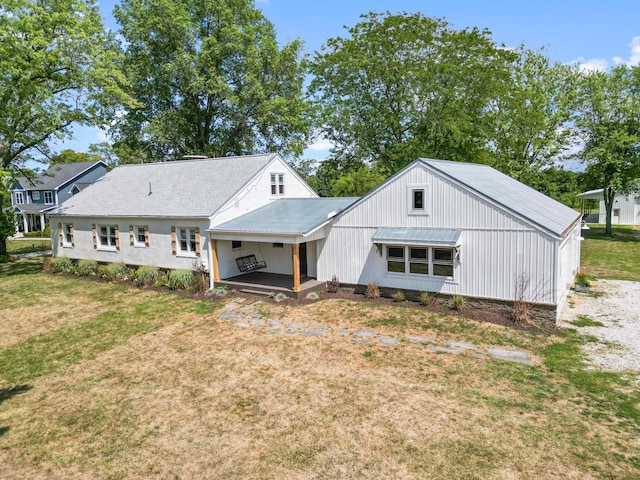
[1,255,639,479]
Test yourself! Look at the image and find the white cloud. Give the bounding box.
[96,129,110,143]
[613,35,640,66]
[571,56,608,73]
[307,137,334,152]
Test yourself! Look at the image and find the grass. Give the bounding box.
[570,315,605,327]
[1,258,640,478]
[581,225,640,280]
[5,238,51,255]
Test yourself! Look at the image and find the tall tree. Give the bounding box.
[0,0,132,169]
[488,48,579,185]
[0,169,15,259]
[113,0,313,161]
[49,149,104,165]
[574,65,640,236]
[308,12,517,176]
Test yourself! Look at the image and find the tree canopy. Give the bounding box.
[0,0,132,169]
[112,0,313,162]
[574,65,640,235]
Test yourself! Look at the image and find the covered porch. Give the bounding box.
[215,271,325,299]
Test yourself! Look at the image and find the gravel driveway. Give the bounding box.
[559,280,640,372]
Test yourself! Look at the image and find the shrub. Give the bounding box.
[166,269,195,290]
[76,259,98,276]
[419,292,431,306]
[191,260,208,293]
[135,265,159,286]
[365,282,381,299]
[575,272,593,287]
[104,262,128,281]
[392,290,405,302]
[326,275,340,293]
[24,225,50,238]
[451,295,466,311]
[51,256,74,273]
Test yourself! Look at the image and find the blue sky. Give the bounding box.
[60,0,640,161]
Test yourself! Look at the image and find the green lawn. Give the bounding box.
[1,258,639,478]
[581,225,640,281]
[6,238,52,255]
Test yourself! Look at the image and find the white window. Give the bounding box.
[408,186,428,214]
[386,246,455,278]
[98,225,118,248]
[134,226,149,247]
[62,223,74,246]
[32,191,41,201]
[270,173,284,195]
[14,192,24,204]
[44,191,54,204]
[178,228,197,253]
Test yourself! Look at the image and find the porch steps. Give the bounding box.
[239,288,277,297]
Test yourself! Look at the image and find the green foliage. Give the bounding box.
[331,164,384,197]
[0,0,134,169]
[104,262,128,281]
[570,316,605,327]
[574,65,640,236]
[451,295,466,311]
[391,290,405,303]
[309,12,517,175]
[49,149,104,165]
[365,282,380,299]
[419,292,432,306]
[113,0,312,161]
[166,269,195,290]
[76,259,98,276]
[51,257,74,274]
[24,225,50,238]
[134,265,159,287]
[574,273,592,287]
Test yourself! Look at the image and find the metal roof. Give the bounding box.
[372,228,462,246]
[51,154,278,218]
[14,161,105,190]
[211,197,359,235]
[576,188,604,199]
[419,159,581,237]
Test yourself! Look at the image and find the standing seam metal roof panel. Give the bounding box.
[372,228,462,245]
[420,159,581,237]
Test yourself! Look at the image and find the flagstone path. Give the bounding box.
[218,298,531,365]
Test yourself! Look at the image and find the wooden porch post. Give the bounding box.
[211,238,220,282]
[292,243,301,293]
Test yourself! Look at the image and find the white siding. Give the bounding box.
[598,194,640,225]
[51,216,210,271]
[556,223,582,317]
[319,163,565,305]
[210,157,317,227]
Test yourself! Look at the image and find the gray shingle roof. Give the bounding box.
[211,197,359,235]
[420,159,581,237]
[15,161,105,190]
[52,154,278,218]
[372,228,461,246]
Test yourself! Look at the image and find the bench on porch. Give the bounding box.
[236,254,267,273]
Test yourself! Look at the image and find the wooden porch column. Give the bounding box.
[292,243,301,293]
[211,238,220,282]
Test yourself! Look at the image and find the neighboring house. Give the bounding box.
[50,155,581,323]
[10,161,107,234]
[577,188,640,225]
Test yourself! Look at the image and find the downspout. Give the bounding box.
[207,232,214,291]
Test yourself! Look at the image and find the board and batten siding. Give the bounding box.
[318,162,563,305]
[598,194,640,225]
[51,217,210,271]
[556,223,582,314]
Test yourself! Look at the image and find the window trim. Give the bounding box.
[270,173,285,196]
[60,223,74,247]
[44,191,54,204]
[32,191,41,201]
[14,191,24,204]
[97,224,119,250]
[408,186,428,215]
[386,245,455,279]
[173,227,201,257]
[131,225,149,247]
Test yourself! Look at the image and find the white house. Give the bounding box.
[315,159,582,321]
[49,154,319,275]
[50,155,581,324]
[577,188,640,225]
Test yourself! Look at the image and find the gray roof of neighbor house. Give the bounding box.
[211,197,359,235]
[51,154,279,218]
[14,161,105,190]
[418,159,581,236]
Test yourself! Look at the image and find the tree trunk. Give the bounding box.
[0,194,10,258]
[603,187,615,237]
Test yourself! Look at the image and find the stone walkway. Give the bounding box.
[218,298,531,365]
